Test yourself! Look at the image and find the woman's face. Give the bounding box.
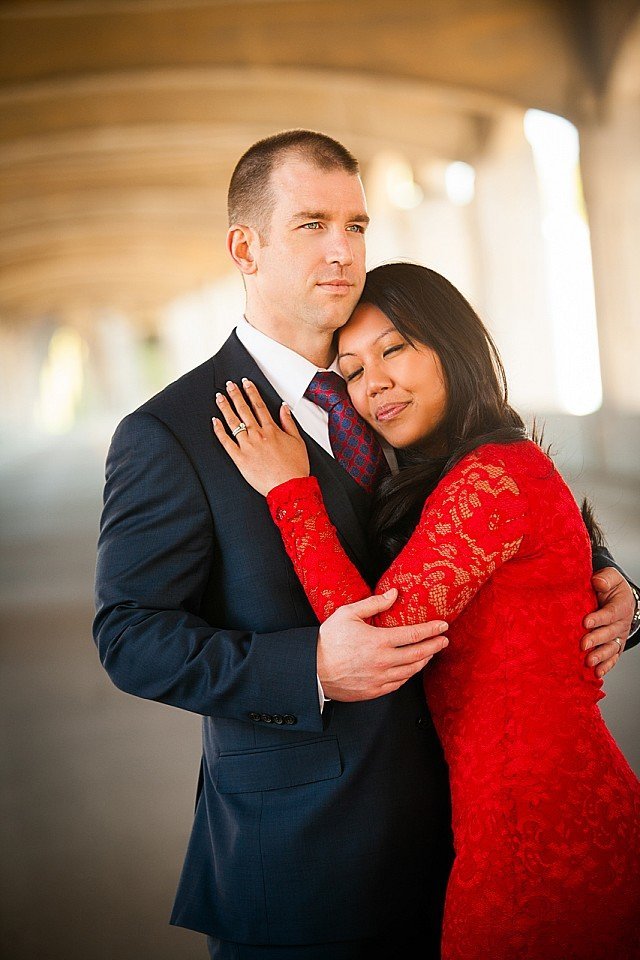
[337,302,447,449]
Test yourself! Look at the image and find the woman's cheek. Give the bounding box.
[349,385,369,422]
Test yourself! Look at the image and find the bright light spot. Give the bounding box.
[445,161,476,206]
[384,158,424,210]
[524,110,579,166]
[36,326,87,433]
[524,109,602,416]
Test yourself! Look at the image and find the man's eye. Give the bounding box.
[302,222,322,230]
[346,224,365,233]
[344,368,363,382]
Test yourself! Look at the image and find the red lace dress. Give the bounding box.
[266,441,640,960]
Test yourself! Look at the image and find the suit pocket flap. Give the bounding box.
[216,737,342,794]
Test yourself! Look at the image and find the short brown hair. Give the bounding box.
[227,129,359,239]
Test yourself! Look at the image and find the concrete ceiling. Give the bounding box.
[1,0,639,321]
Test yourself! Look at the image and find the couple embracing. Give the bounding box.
[94,130,640,959]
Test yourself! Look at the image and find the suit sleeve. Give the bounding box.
[93,412,323,729]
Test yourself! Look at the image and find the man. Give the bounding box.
[94,130,638,960]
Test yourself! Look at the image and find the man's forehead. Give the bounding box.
[270,158,367,209]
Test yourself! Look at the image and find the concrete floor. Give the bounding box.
[1,425,639,960]
[1,429,204,960]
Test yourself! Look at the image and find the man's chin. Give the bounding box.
[309,308,355,333]
[325,300,361,329]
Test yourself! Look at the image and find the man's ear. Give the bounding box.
[227,224,259,275]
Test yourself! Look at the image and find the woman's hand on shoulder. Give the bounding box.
[212,379,310,496]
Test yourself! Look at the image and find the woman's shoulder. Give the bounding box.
[423,440,534,532]
[455,438,555,480]
[433,440,556,509]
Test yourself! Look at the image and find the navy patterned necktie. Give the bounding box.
[304,371,389,493]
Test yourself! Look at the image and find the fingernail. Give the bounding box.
[226,380,236,389]
[584,640,593,650]
[242,378,251,385]
[441,638,449,647]
[211,417,219,425]
[384,588,396,598]
[439,622,448,631]
[585,618,594,629]
[216,392,224,402]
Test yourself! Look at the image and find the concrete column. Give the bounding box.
[577,17,640,478]
[579,105,640,415]
[472,112,553,414]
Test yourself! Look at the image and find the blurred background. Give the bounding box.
[1,1,639,958]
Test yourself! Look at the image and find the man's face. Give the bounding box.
[248,158,369,347]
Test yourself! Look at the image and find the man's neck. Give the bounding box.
[243,313,337,369]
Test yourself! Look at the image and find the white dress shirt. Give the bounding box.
[235,316,340,456]
[235,316,397,468]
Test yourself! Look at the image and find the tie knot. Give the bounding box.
[304,371,349,413]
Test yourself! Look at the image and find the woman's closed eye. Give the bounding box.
[343,344,406,382]
[383,343,405,358]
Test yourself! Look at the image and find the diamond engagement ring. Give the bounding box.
[231,422,248,437]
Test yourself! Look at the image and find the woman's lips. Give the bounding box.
[375,402,410,422]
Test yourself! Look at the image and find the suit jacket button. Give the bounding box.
[261,713,273,723]
[416,716,430,728]
[272,715,284,724]
[249,712,261,722]
[283,715,297,725]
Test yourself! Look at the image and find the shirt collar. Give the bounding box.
[235,316,342,407]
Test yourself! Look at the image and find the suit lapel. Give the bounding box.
[212,332,372,575]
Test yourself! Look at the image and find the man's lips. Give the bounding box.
[316,280,353,292]
[375,402,410,422]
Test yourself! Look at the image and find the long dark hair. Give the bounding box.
[357,262,604,560]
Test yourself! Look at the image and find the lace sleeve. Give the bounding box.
[266,447,529,627]
[267,476,373,621]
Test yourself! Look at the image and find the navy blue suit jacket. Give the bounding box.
[94,332,454,944]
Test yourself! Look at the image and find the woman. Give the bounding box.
[212,263,640,959]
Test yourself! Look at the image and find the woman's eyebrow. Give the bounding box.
[338,327,398,359]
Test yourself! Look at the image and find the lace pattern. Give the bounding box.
[267,441,640,959]
[269,450,527,626]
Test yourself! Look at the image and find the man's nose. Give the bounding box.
[326,229,355,265]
